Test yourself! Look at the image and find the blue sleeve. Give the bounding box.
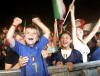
[12,40,23,55]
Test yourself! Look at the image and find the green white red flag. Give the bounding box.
[52,0,66,20]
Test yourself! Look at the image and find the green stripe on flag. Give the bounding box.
[52,0,60,19]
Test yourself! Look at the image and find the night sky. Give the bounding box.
[0,0,100,29]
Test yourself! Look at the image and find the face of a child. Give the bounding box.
[24,28,39,46]
[60,33,72,48]
[76,28,83,39]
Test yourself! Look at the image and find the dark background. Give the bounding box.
[0,0,100,30]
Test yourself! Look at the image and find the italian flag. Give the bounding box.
[52,0,66,20]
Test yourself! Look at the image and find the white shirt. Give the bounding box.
[74,39,90,62]
[61,49,72,59]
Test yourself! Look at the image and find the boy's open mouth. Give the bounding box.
[28,38,33,40]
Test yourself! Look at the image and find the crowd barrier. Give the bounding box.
[0,60,100,76]
[0,69,20,76]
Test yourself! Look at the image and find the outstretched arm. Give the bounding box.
[53,19,59,46]
[70,4,78,45]
[6,17,22,47]
[32,17,50,39]
[84,19,100,43]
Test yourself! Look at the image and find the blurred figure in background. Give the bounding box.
[70,4,100,62]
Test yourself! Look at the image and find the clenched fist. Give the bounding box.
[12,17,22,26]
[32,17,41,23]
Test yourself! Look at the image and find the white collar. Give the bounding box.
[61,49,72,59]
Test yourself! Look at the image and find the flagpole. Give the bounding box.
[54,19,59,38]
[53,19,59,46]
[62,0,75,25]
[62,8,70,25]
[23,20,26,33]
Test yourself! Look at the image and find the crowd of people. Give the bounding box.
[0,4,100,76]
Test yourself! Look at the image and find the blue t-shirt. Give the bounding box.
[13,36,49,76]
[90,47,100,61]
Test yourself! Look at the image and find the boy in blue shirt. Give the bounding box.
[6,17,50,76]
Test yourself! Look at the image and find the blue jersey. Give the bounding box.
[13,36,49,76]
[90,47,100,61]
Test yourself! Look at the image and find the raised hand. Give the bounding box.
[19,56,29,67]
[32,17,41,23]
[12,17,22,26]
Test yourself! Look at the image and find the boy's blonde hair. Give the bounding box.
[24,23,42,38]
